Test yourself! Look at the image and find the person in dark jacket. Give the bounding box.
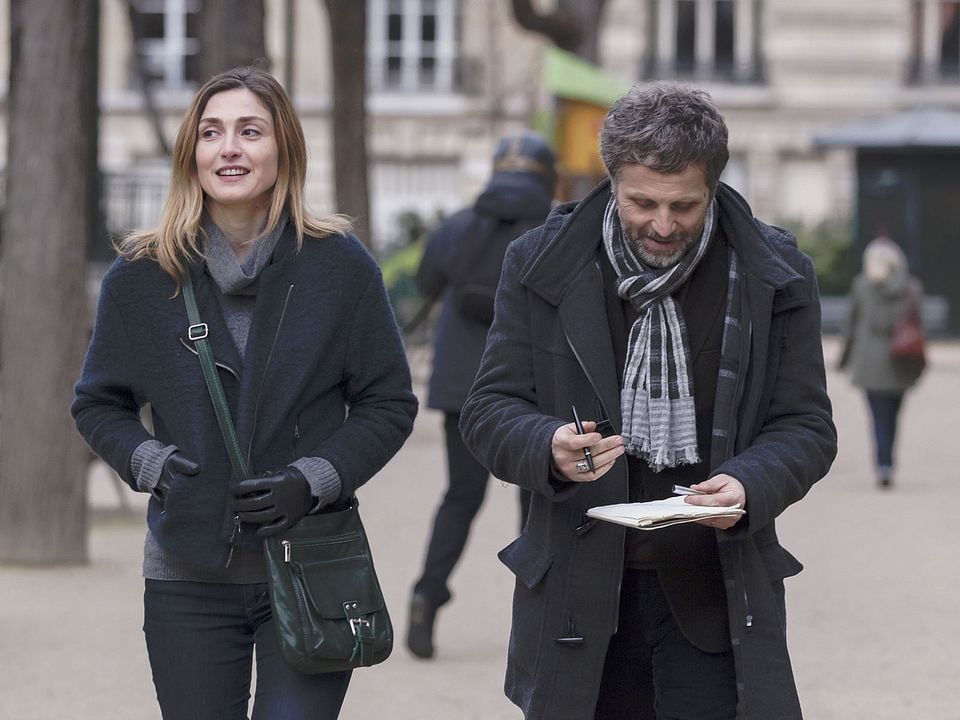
[840,232,925,487]
[72,67,417,720]
[406,132,557,659]
[460,83,837,719]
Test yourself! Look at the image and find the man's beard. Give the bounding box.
[623,225,696,268]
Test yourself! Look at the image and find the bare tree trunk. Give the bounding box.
[322,0,373,251]
[197,0,268,79]
[511,0,609,64]
[0,0,99,564]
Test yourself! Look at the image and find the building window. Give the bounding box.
[646,0,762,82]
[370,158,462,247]
[368,0,460,93]
[911,0,960,82]
[129,0,201,91]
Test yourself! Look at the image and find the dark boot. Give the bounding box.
[406,593,438,659]
[878,465,893,489]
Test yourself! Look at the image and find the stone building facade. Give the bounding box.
[2,0,959,265]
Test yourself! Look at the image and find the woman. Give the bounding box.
[72,67,417,719]
[841,234,925,488]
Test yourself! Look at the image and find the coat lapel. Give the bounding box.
[184,263,243,380]
[716,183,806,453]
[523,180,622,429]
[234,230,302,458]
[736,275,774,453]
[556,263,622,430]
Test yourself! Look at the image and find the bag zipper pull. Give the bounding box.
[224,514,241,568]
[283,539,291,562]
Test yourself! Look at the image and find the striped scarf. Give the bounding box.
[602,195,717,471]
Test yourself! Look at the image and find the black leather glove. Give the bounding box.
[152,452,200,504]
[230,467,313,538]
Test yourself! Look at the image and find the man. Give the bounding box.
[407,131,557,659]
[460,84,836,719]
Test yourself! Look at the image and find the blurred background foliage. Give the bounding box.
[381,209,444,339]
[783,218,859,295]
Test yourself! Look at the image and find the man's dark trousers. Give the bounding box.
[594,569,738,720]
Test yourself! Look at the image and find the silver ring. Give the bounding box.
[576,460,590,474]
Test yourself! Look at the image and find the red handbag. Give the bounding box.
[889,283,926,366]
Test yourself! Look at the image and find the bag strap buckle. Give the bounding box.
[349,616,371,638]
[187,323,209,341]
[344,601,374,666]
[343,601,371,636]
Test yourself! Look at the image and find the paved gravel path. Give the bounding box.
[2,337,957,719]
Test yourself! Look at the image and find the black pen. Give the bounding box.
[570,405,595,472]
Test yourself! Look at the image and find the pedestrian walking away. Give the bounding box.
[840,231,926,488]
[407,131,557,660]
[72,67,417,720]
[459,83,837,720]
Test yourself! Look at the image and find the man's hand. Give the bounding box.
[551,421,625,483]
[684,474,746,530]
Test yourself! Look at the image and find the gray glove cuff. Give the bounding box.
[289,457,342,512]
[131,440,177,493]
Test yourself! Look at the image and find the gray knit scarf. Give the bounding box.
[602,194,717,471]
[201,212,289,296]
[201,213,289,355]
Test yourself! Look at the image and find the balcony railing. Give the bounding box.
[103,168,169,236]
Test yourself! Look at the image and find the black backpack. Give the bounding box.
[448,213,521,325]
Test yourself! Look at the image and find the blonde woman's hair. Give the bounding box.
[119,67,352,281]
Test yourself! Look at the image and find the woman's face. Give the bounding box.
[195,87,279,218]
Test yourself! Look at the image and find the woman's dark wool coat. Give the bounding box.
[73,229,418,571]
[460,181,837,720]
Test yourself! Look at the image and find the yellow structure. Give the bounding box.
[543,47,629,200]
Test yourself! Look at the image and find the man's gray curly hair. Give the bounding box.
[599,82,729,190]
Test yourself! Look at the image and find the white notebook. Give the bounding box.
[587,496,745,530]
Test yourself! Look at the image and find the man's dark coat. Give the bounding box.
[460,181,837,719]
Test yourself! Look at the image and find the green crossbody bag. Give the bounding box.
[182,272,393,674]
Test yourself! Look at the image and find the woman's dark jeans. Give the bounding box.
[144,579,351,720]
[866,391,904,470]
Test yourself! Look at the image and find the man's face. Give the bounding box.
[613,163,711,268]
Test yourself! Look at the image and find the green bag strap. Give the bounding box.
[181,271,250,481]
